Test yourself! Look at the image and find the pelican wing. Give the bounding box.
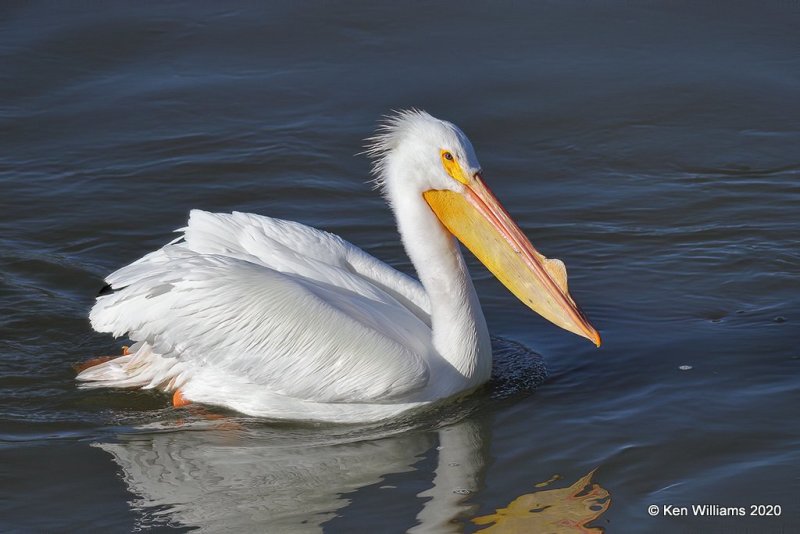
[180,211,430,322]
[89,211,433,402]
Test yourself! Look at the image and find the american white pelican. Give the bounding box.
[78,110,600,423]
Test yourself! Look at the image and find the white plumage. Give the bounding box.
[78,110,599,423]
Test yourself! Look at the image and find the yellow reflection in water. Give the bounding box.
[472,469,610,533]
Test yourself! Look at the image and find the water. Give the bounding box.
[1,2,798,532]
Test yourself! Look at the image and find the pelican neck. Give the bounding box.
[388,185,493,388]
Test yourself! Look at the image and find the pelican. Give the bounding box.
[78,110,600,423]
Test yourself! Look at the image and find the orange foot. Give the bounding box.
[171,399,241,430]
[173,389,191,408]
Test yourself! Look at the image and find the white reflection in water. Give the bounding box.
[95,418,484,533]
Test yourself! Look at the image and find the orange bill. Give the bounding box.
[424,177,601,346]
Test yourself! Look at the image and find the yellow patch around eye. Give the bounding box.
[440,149,469,185]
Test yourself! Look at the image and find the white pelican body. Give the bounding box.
[78,111,599,423]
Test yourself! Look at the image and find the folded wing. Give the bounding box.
[89,211,433,402]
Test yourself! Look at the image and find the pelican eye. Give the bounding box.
[440,149,469,185]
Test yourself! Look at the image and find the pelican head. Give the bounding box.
[368,110,601,346]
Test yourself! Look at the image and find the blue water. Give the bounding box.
[1,2,799,532]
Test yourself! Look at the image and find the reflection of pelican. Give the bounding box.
[78,110,599,422]
[95,419,480,533]
[472,470,611,533]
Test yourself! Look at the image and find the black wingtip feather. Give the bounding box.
[98,283,114,296]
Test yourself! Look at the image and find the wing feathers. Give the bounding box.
[89,211,434,403]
